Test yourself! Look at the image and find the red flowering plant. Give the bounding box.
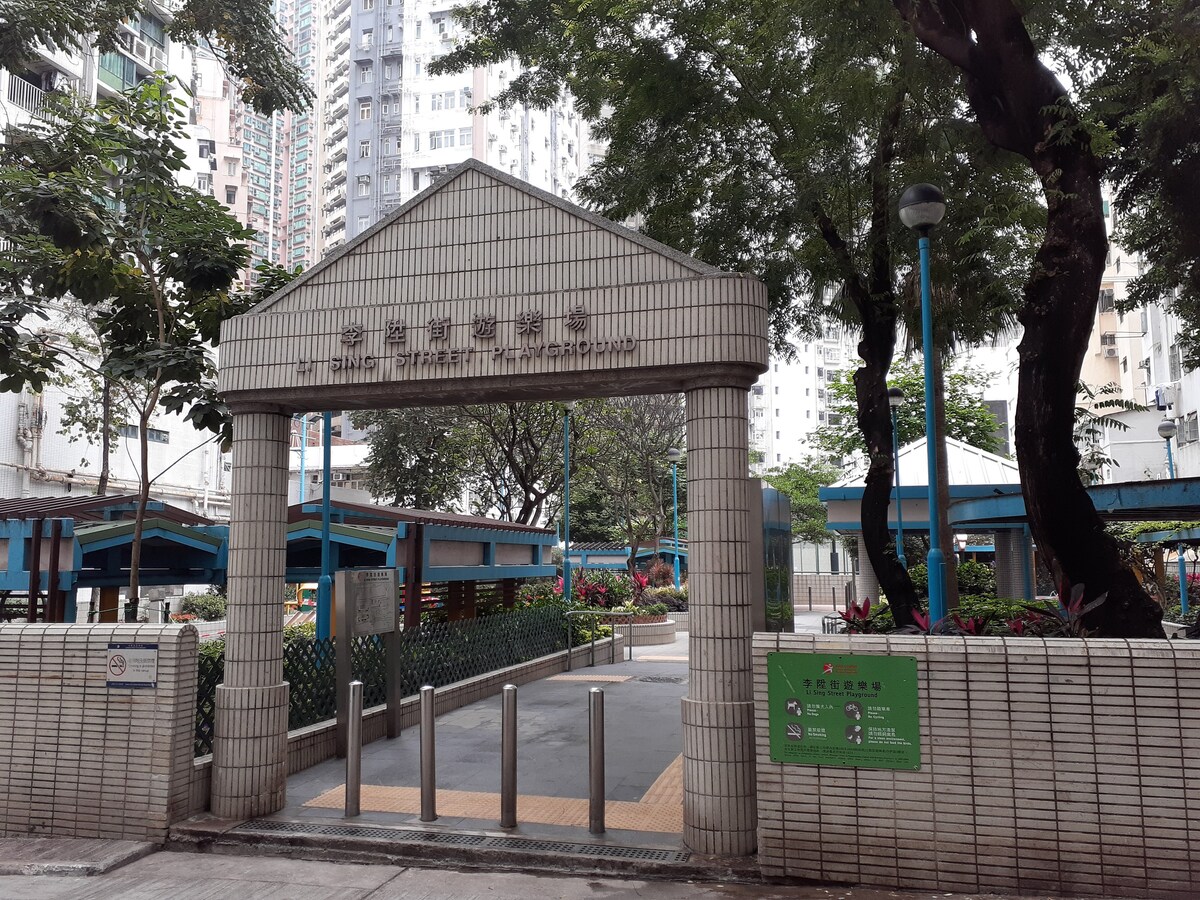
[839,598,886,634]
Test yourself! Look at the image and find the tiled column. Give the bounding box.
[211,411,291,819]
[854,534,879,605]
[682,386,756,856]
[994,530,1034,600]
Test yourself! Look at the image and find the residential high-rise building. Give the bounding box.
[319,0,591,249]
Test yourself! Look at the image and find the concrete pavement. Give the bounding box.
[0,849,1039,900]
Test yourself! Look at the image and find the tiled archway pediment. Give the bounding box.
[218,161,767,411]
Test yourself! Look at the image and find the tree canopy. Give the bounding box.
[0,76,288,611]
[811,362,1001,459]
[433,0,1040,626]
[762,458,841,544]
[0,0,312,114]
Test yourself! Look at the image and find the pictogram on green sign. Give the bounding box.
[767,652,921,770]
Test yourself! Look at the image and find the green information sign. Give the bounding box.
[767,652,921,770]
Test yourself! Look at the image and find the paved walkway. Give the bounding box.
[277,632,692,847]
[0,849,1028,900]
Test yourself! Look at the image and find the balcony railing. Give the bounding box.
[7,77,45,113]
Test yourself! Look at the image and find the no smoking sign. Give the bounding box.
[106,643,158,689]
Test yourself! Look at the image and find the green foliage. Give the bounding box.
[811,362,1002,459]
[646,586,688,612]
[0,0,311,115]
[762,458,841,542]
[1074,382,1147,484]
[351,407,475,509]
[180,589,226,621]
[955,561,997,598]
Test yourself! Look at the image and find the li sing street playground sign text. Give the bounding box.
[767,652,921,770]
[295,302,637,376]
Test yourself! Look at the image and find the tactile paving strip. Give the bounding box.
[232,819,691,862]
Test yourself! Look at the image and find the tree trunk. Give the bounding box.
[891,0,1164,637]
[126,398,156,621]
[853,321,918,626]
[97,380,112,496]
[933,352,959,609]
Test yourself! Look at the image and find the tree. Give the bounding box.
[433,0,1040,628]
[0,0,312,114]
[460,403,566,524]
[0,78,265,618]
[889,0,1179,636]
[574,395,686,574]
[1074,382,1146,486]
[812,362,1001,459]
[762,458,841,544]
[350,407,473,509]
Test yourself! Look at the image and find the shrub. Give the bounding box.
[646,586,688,612]
[180,588,226,621]
[641,556,676,587]
[956,560,997,597]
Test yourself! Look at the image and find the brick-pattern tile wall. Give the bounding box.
[754,633,1199,899]
[0,624,197,841]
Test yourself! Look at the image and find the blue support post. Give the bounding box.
[317,411,333,641]
[919,234,946,625]
[890,407,907,569]
[672,461,681,589]
[1166,438,1189,615]
[562,405,572,603]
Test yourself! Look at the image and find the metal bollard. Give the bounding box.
[345,680,363,817]
[500,684,517,828]
[420,685,437,821]
[808,586,813,611]
[588,687,605,834]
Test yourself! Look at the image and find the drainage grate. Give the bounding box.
[637,675,686,684]
[233,819,690,863]
[487,837,690,862]
[234,820,486,846]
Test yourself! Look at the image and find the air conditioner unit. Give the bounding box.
[331,471,347,482]
[133,38,151,63]
[1102,346,1120,359]
[150,47,166,69]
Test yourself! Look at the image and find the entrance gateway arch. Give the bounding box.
[214,160,768,856]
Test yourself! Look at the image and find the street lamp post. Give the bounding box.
[317,410,333,641]
[667,448,683,589]
[1159,417,1189,616]
[562,401,576,603]
[888,387,907,569]
[899,183,948,625]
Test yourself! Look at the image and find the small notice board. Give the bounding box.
[340,568,399,636]
[767,652,920,770]
[106,643,159,689]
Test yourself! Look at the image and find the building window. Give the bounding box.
[382,137,392,155]
[1170,341,1183,381]
[359,64,373,83]
[117,424,138,439]
[363,0,374,7]
[226,160,237,176]
[458,127,472,146]
[413,133,420,151]
[225,186,237,204]
[359,100,372,120]
[361,29,374,48]
[774,386,779,394]
[460,87,471,106]
[412,170,421,190]
[775,408,780,417]
[357,176,371,196]
[147,428,170,444]
[359,140,371,158]
[1098,288,1115,312]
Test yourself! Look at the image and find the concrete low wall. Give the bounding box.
[191,634,624,812]
[601,619,679,646]
[754,632,1200,899]
[0,624,197,842]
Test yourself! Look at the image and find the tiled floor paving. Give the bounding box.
[306,754,685,833]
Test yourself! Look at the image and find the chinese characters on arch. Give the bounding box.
[297,302,637,375]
